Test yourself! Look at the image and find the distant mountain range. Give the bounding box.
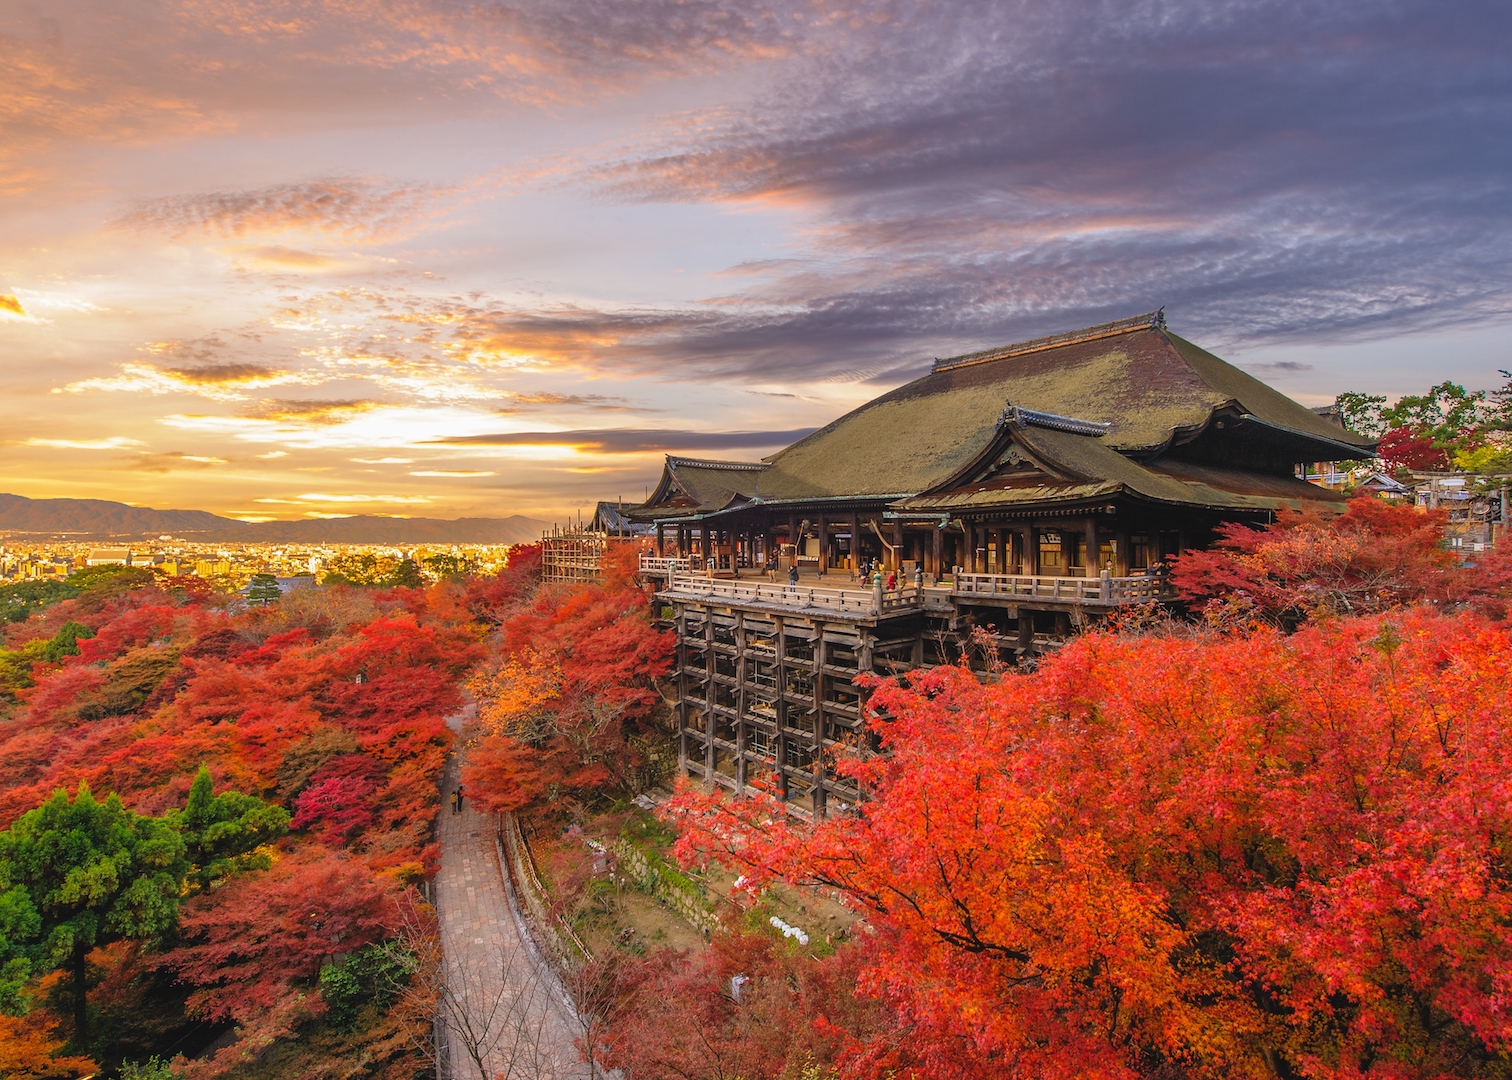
[0,493,549,545]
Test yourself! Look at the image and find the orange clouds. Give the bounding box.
[2,0,805,199]
[121,178,457,242]
[241,399,382,425]
[60,361,310,401]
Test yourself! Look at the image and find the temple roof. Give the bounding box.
[638,456,769,518]
[752,311,1371,502]
[633,312,1374,521]
[894,423,1345,515]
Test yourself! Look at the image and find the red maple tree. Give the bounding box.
[1167,496,1498,624]
[665,609,1512,1079]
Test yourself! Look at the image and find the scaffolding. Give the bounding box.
[541,526,610,585]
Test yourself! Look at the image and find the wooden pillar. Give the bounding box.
[932,526,943,581]
[812,625,827,819]
[1114,525,1130,577]
[656,522,665,557]
[1018,609,1034,652]
[849,511,860,574]
[1083,518,1099,578]
[892,520,904,572]
[817,516,829,576]
[734,613,747,794]
[676,606,689,773]
[704,610,716,780]
[1027,525,1040,575]
[773,617,789,800]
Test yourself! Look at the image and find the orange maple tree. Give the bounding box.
[464,544,673,814]
[0,1012,96,1080]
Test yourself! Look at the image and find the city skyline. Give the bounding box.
[2,0,1509,523]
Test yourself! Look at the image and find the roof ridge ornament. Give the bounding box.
[1001,404,1111,437]
[666,456,771,472]
[932,308,1166,374]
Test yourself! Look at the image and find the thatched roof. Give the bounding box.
[754,311,1370,502]
[637,456,769,519]
[634,312,1372,520]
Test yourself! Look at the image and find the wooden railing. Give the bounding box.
[638,554,695,575]
[952,570,1170,604]
[662,574,922,618]
[660,570,1171,614]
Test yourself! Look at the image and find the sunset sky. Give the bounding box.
[2,0,1508,524]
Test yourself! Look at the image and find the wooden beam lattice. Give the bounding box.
[541,527,609,585]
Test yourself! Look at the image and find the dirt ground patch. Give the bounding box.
[521,803,859,962]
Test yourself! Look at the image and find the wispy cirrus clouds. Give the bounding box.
[562,0,1512,364]
[120,177,463,242]
[430,428,818,453]
[25,436,145,450]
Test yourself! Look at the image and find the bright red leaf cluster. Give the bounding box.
[1170,496,1512,623]
[1376,426,1452,471]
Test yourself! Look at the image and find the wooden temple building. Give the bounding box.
[624,310,1375,814]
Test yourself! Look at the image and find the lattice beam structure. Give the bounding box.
[670,599,939,818]
[541,528,609,585]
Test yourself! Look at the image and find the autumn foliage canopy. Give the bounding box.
[1170,495,1512,623]
[464,544,673,814]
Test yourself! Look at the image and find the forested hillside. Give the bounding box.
[0,561,513,1078]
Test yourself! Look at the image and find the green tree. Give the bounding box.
[0,865,40,1011]
[0,784,187,1046]
[0,566,161,625]
[165,766,289,892]
[422,553,477,581]
[1334,391,1388,438]
[245,573,282,606]
[119,1057,177,1080]
[385,558,423,588]
[0,580,78,624]
[1383,381,1489,451]
[0,621,98,704]
[323,552,399,586]
[40,622,96,665]
[318,940,416,1030]
[65,565,156,593]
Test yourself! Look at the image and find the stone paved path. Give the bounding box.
[436,708,592,1080]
